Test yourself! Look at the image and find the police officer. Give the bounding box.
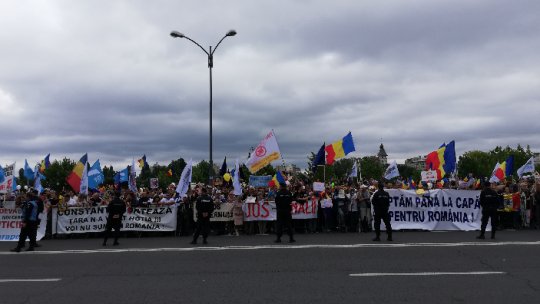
[102,192,126,246]
[477,182,500,239]
[275,183,296,243]
[371,182,392,241]
[10,192,39,252]
[191,187,214,245]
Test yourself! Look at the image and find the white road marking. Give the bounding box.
[350,271,506,277]
[0,278,61,283]
[1,241,539,255]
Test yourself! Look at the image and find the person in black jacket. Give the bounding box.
[371,182,392,241]
[102,192,126,246]
[274,183,296,243]
[477,182,500,239]
[10,192,40,252]
[191,187,214,245]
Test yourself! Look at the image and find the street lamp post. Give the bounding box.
[170,29,236,185]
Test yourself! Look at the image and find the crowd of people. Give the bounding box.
[2,174,540,251]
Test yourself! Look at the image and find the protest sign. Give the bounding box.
[0,207,47,241]
[421,170,438,182]
[249,175,273,187]
[383,189,484,231]
[52,206,177,234]
[313,182,325,192]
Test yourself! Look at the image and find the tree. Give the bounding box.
[360,156,385,181]
[42,158,76,192]
[192,160,212,184]
[398,164,421,181]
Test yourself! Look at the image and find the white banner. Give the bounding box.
[0,207,47,241]
[384,189,483,231]
[242,200,318,221]
[193,203,234,222]
[53,206,177,234]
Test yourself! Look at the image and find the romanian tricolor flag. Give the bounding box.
[489,161,506,183]
[39,154,51,173]
[409,178,417,190]
[425,141,456,180]
[325,132,356,165]
[268,171,286,188]
[66,154,88,192]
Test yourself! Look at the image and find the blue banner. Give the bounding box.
[249,175,272,187]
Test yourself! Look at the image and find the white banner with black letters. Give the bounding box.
[53,206,177,234]
[384,189,483,231]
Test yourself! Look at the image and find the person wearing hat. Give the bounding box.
[274,182,295,243]
[371,182,392,241]
[477,182,500,239]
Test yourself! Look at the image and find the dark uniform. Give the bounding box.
[103,194,126,246]
[477,183,500,239]
[11,193,39,252]
[191,190,214,245]
[275,184,295,243]
[371,185,392,241]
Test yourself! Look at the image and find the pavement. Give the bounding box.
[1,230,539,304]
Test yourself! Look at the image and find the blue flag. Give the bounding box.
[443,140,456,174]
[505,155,514,177]
[24,160,35,180]
[88,160,104,189]
[0,165,5,184]
[114,167,129,184]
[312,143,326,173]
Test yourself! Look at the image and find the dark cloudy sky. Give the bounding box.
[1,0,539,170]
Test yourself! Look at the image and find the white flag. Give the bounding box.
[233,159,242,196]
[80,161,89,195]
[384,160,400,180]
[246,130,282,173]
[176,159,193,198]
[349,161,358,178]
[517,157,535,178]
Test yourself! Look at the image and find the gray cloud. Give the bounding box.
[0,0,539,171]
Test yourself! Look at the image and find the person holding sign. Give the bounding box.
[371,182,393,241]
[274,183,295,243]
[191,187,214,245]
[102,192,126,246]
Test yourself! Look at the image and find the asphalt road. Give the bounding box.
[1,230,539,304]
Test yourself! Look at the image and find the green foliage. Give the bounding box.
[398,164,421,181]
[256,164,276,177]
[360,156,385,181]
[41,158,76,192]
[457,145,534,178]
[192,160,212,184]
